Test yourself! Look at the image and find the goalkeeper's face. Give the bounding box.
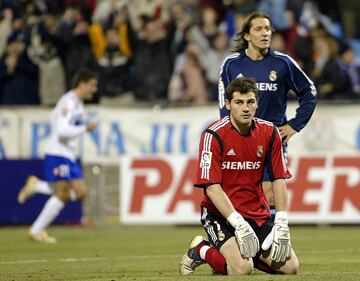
[226,91,258,127]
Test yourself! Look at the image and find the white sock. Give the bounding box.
[30,196,65,234]
[35,180,53,195]
[200,245,210,260]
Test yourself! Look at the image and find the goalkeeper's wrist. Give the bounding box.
[275,211,288,224]
[227,211,245,228]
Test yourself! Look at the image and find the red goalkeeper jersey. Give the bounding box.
[195,116,291,226]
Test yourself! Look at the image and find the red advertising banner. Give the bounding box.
[120,155,360,224]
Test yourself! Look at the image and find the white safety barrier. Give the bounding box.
[1,103,359,224]
[1,103,359,161]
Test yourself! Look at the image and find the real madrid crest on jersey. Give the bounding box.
[269,70,277,81]
[257,145,264,157]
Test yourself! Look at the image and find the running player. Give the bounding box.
[24,69,98,243]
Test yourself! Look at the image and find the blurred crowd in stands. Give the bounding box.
[0,0,360,106]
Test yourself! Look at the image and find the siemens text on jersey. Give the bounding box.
[222,161,261,170]
[256,82,278,91]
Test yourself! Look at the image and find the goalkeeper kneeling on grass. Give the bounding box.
[179,77,299,275]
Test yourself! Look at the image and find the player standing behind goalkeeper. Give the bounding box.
[24,69,98,243]
[180,77,299,275]
[218,12,317,221]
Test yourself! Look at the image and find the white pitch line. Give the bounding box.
[296,248,360,254]
[0,259,47,265]
[1,249,360,266]
[0,255,179,265]
[296,272,360,276]
[116,254,179,259]
[59,257,108,262]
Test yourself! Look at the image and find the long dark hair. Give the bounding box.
[231,12,273,52]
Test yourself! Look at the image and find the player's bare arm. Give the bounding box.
[205,184,236,218]
[272,179,288,211]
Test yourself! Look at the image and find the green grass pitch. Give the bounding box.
[1,225,360,280]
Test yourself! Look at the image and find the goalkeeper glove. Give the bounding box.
[227,212,259,258]
[262,211,292,262]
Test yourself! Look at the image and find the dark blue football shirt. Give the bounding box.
[218,48,317,132]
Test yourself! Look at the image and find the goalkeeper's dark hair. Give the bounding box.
[225,77,258,101]
[73,69,98,87]
[232,12,273,53]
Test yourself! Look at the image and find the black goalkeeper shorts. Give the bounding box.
[200,206,273,257]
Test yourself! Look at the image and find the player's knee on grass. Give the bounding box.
[269,250,299,274]
[280,253,300,274]
[220,238,254,275]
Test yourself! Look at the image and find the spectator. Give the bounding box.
[28,35,65,106]
[92,0,127,26]
[56,5,96,91]
[200,5,219,39]
[93,26,135,98]
[168,42,208,105]
[0,31,39,105]
[270,31,286,52]
[0,8,13,57]
[317,43,360,99]
[258,0,291,31]
[130,15,175,103]
[222,0,257,39]
[181,0,203,23]
[190,27,230,100]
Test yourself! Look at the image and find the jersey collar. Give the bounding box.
[239,50,247,59]
[243,48,275,59]
[230,119,257,136]
[69,90,81,104]
[268,48,275,56]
